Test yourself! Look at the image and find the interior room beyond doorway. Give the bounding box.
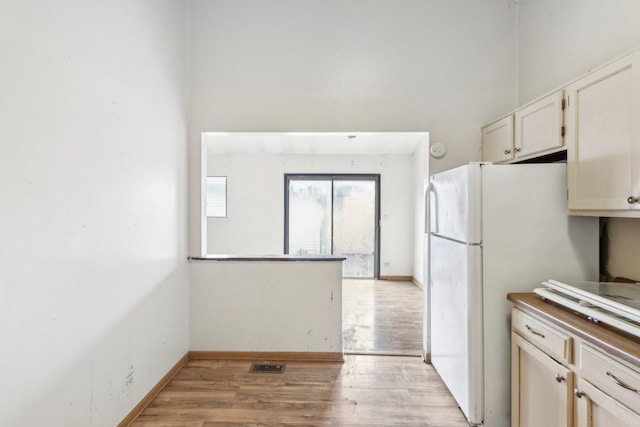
[201,131,428,355]
[201,132,428,282]
[343,278,423,356]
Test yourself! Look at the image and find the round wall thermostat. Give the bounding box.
[430,142,446,158]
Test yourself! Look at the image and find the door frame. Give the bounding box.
[284,173,381,278]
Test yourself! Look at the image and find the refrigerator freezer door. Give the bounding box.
[429,163,482,244]
[430,235,483,425]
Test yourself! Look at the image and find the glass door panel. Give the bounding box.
[287,180,332,255]
[286,175,379,278]
[333,180,376,278]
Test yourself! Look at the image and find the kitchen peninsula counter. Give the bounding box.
[189,254,345,360]
[189,254,346,262]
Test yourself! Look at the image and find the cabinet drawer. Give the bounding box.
[512,309,572,364]
[580,344,640,412]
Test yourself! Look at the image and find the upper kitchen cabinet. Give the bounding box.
[482,91,565,164]
[565,50,640,216]
[481,115,514,163]
[514,90,565,161]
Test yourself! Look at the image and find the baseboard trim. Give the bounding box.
[379,275,413,281]
[189,351,344,362]
[118,352,190,427]
[379,275,424,290]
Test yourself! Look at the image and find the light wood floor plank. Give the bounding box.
[342,279,422,355]
[130,280,467,426]
[132,356,466,426]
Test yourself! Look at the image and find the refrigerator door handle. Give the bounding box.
[424,182,435,234]
[424,181,435,360]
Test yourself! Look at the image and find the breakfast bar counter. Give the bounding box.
[189,255,345,360]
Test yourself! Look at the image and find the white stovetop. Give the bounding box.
[535,279,640,338]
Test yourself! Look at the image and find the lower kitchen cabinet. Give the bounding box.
[574,377,640,427]
[511,332,572,427]
[508,293,640,427]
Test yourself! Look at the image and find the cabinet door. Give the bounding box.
[482,115,514,163]
[511,332,572,427]
[575,377,640,427]
[566,50,640,214]
[514,90,565,160]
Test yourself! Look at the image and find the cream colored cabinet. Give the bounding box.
[574,377,640,427]
[510,299,640,427]
[482,90,565,164]
[481,115,514,163]
[514,90,565,160]
[565,49,640,216]
[511,332,572,427]
[575,343,640,427]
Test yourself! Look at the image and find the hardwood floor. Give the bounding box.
[131,279,467,426]
[131,356,467,426]
[342,279,423,356]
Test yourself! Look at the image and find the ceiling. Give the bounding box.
[203,132,428,155]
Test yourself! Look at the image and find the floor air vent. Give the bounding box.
[250,362,285,373]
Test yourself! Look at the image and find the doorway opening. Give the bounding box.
[201,132,429,356]
[284,174,380,278]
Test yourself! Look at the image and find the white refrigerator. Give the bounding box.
[423,163,599,427]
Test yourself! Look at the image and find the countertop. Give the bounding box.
[189,254,347,262]
[508,292,640,368]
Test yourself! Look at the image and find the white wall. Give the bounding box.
[517,0,640,105]
[207,152,415,276]
[606,218,640,280]
[188,0,518,256]
[516,0,640,281]
[412,140,429,284]
[0,1,189,426]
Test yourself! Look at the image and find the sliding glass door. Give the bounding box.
[285,175,380,278]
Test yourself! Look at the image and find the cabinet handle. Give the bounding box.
[606,371,640,394]
[574,388,585,398]
[555,374,565,383]
[525,324,545,339]
[514,147,521,153]
[504,149,511,155]
[628,196,638,204]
